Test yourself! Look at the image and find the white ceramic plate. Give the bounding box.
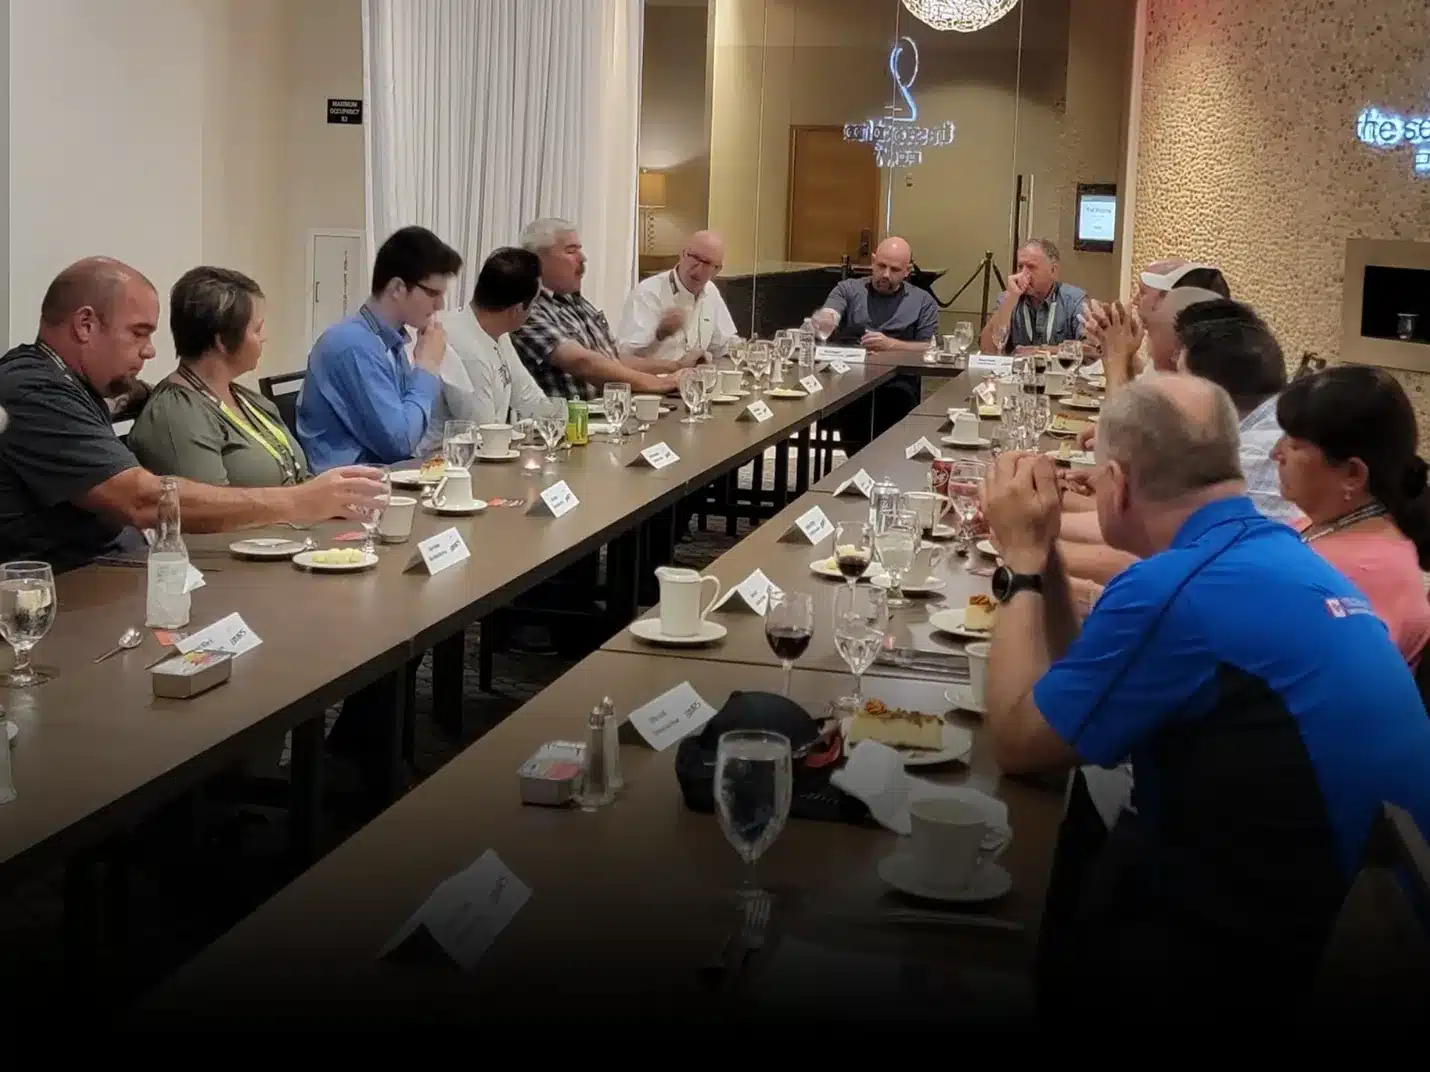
[292,549,380,573]
[710,394,741,404]
[871,574,946,596]
[928,607,992,641]
[944,686,987,716]
[389,469,441,488]
[768,388,807,399]
[923,524,959,542]
[627,618,728,646]
[424,500,488,516]
[976,407,1002,420]
[975,540,999,558]
[941,435,991,449]
[474,450,520,463]
[878,854,1013,904]
[809,557,882,583]
[229,537,307,560]
[840,715,972,767]
[1061,397,1102,411]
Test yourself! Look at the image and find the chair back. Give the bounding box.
[258,372,304,439]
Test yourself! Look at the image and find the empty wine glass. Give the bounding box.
[697,364,719,420]
[833,520,874,588]
[443,419,477,471]
[728,341,747,389]
[715,729,793,904]
[832,584,889,714]
[358,472,390,554]
[764,591,814,696]
[947,459,986,555]
[536,400,567,463]
[0,561,55,688]
[677,367,702,424]
[746,341,773,393]
[602,382,632,444]
[873,511,919,607]
[951,320,975,357]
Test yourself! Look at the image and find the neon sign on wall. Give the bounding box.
[843,37,955,168]
[1355,104,1430,177]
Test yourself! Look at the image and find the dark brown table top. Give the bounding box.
[141,653,1063,1026]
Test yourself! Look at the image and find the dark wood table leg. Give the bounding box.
[288,715,323,868]
[432,633,465,739]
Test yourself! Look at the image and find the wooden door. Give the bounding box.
[785,125,881,266]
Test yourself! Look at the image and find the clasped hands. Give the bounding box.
[980,451,1064,575]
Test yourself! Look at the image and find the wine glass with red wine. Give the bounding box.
[833,521,874,587]
[764,591,815,696]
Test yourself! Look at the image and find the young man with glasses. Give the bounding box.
[297,225,463,470]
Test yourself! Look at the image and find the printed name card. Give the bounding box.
[827,359,852,375]
[905,437,941,460]
[779,505,835,545]
[815,345,866,365]
[378,849,531,972]
[968,353,1014,373]
[624,681,718,751]
[527,480,579,518]
[711,568,783,615]
[833,468,875,498]
[404,527,470,575]
[175,612,262,658]
[628,441,679,470]
[738,400,775,423]
[799,374,824,395]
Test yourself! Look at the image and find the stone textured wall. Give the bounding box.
[1133,0,1430,412]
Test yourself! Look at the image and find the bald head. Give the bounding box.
[40,257,155,327]
[870,236,913,295]
[37,256,159,398]
[1146,286,1224,372]
[677,230,725,294]
[1099,375,1242,504]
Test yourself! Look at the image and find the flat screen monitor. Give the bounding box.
[1074,183,1117,253]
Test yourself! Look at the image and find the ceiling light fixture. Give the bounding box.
[900,0,1021,33]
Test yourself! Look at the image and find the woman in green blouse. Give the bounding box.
[129,266,310,486]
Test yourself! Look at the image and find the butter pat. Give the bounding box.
[518,741,585,806]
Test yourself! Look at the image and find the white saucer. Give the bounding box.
[975,540,999,557]
[941,435,991,449]
[976,408,1002,420]
[809,557,882,583]
[944,686,987,716]
[292,549,380,573]
[1061,397,1102,411]
[878,853,1013,904]
[229,537,307,560]
[389,469,441,488]
[924,524,959,542]
[5,721,16,742]
[871,574,946,596]
[424,500,488,516]
[928,607,992,641]
[474,450,520,462]
[768,388,807,399]
[840,716,972,767]
[710,394,741,404]
[1044,427,1081,439]
[628,618,728,646]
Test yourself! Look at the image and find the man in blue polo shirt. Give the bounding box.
[979,374,1430,1023]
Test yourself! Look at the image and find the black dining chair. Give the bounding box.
[258,371,305,439]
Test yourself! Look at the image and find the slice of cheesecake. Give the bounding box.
[964,594,996,632]
[846,699,945,751]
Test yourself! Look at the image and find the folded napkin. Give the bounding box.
[830,741,1009,838]
[588,421,617,435]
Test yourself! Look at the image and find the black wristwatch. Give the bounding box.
[991,564,1044,603]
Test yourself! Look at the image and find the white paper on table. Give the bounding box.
[1081,763,1135,828]
[378,849,531,972]
[625,681,718,751]
[183,565,206,594]
[175,612,262,658]
[589,421,617,435]
[829,741,1009,837]
[710,568,782,614]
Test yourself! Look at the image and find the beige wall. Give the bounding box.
[1132,0,1430,403]
[640,3,712,254]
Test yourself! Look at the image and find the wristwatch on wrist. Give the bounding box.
[991,564,1044,604]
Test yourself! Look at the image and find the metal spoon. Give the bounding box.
[94,626,143,663]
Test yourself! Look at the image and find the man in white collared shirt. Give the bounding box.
[617,230,738,363]
[420,247,564,454]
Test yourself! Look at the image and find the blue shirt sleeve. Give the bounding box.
[1032,565,1216,767]
[315,344,439,464]
[914,293,940,341]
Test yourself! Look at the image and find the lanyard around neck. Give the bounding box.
[176,366,299,483]
[1301,501,1388,544]
[1020,291,1057,346]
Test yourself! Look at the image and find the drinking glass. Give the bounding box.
[746,341,772,392]
[602,382,632,444]
[947,459,986,555]
[832,584,889,713]
[513,417,543,472]
[873,511,918,607]
[833,521,873,588]
[811,310,834,345]
[715,729,793,903]
[697,364,719,420]
[0,561,56,688]
[1057,340,1082,375]
[536,400,567,463]
[764,591,814,696]
[774,330,795,384]
[728,341,747,389]
[951,320,975,357]
[869,479,903,536]
[677,367,702,424]
[358,472,390,554]
[443,419,477,471]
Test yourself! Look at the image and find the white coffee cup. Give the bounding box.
[996,376,1019,408]
[951,412,981,441]
[946,406,970,425]
[902,490,951,535]
[911,541,952,581]
[718,369,742,395]
[431,469,477,510]
[478,423,513,456]
[377,495,418,543]
[964,640,989,711]
[908,796,1004,890]
[655,566,721,637]
[1044,369,1069,394]
[633,394,662,423]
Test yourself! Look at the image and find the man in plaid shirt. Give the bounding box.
[510,218,696,401]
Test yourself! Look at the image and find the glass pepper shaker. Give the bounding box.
[599,696,623,794]
[577,703,613,811]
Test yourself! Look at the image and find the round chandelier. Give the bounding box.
[900,0,1021,33]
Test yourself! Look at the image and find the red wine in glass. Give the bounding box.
[836,549,872,580]
[766,624,813,661]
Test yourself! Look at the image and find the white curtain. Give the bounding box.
[362,0,642,317]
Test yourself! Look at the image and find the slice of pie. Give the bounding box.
[846,699,945,751]
[419,456,446,482]
[964,594,996,632]
[1050,413,1088,434]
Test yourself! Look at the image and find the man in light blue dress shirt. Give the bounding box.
[297,226,464,471]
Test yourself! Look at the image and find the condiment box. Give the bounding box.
[151,649,233,699]
[518,741,584,806]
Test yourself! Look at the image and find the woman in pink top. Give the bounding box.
[1272,366,1430,667]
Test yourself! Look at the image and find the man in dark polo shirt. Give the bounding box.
[979,375,1430,1023]
[810,236,939,454]
[0,257,386,572]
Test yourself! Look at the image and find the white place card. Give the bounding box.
[175,612,262,658]
[815,345,865,365]
[628,441,679,470]
[183,565,206,594]
[968,353,1014,373]
[833,468,875,498]
[378,849,531,972]
[737,400,775,423]
[625,681,718,751]
[799,374,824,395]
[828,359,852,375]
[905,436,941,460]
[527,480,579,518]
[404,527,470,575]
[711,568,783,615]
[779,504,835,545]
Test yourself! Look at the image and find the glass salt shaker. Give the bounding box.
[599,696,623,794]
[577,703,613,811]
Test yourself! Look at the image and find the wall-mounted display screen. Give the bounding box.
[1074,183,1117,253]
